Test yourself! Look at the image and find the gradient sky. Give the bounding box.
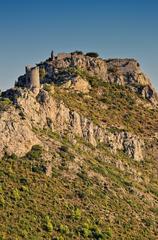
[0,0,158,90]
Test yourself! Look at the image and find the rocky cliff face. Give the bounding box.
[0,87,143,161]
[1,52,157,161]
[16,52,158,104]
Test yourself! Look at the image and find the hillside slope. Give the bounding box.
[0,51,158,240]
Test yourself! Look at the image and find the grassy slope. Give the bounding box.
[0,77,158,240]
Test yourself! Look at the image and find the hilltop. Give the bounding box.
[0,51,158,240]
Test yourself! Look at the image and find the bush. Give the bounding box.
[12,188,20,201]
[32,164,46,174]
[43,84,54,94]
[0,98,12,105]
[58,224,70,235]
[79,223,105,239]
[20,178,28,185]
[52,236,64,240]
[9,153,18,160]
[0,98,12,111]
[71,207,81,220]
[26,145,43,160]
[86,52,99,58]
[44,215,53,232]
[71,50,83,55]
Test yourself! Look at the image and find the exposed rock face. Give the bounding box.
[106,59,158,103]
[15,52,158,104]
[53,55,157,104]
[0,106,40,158]
[71,76,91,93]
[106,59,148,85]
[1,89,141,161]
[54,53,107,80]
[2,51,157,161]
[0,86,144,160]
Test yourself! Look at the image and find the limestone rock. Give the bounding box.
[0,88,144,161]
[15,52,158,104]
[0,106,40,158]
[71,76,91,93]
[2,52,154,160]
[53,53,108,80]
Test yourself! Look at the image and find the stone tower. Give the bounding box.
[30,67,40,89]
[25,66,40,89]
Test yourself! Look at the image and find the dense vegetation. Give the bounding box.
[0,129,158,239]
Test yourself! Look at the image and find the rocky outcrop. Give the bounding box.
[106,59,158,104]
[2,89,142,161]
[3,51,157,160]
[54,53,108,80]
[15,52,158,104]
[52,55,158,104]
[71,76,91,93]
[0,106,40,158]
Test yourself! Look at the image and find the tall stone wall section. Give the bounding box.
[25,66,40,89]
[30,67,40,89]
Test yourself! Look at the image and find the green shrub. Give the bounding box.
[32,164,46,174]
[104,228,113,238]
[26,145,43,160]
[86,52,99,58]
[9,153,18,160]
[0,98,12,111]
[79,223,105,239]
[52,236,64,240]
[58,224,70,235]
[20,185,29,192]
[12,188,20,201]
[20,178,28,185]
[80,227,91,237]
[44,215,53,232]
[43,83,52,92]
[0,98,12,105]
[71,207,82,220]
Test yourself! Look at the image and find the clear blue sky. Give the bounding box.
[0,0,158,90]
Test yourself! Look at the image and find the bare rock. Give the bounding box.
[0,106,40,158]
[71,76,91,93]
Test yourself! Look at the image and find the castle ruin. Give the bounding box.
[25,66,40,89]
